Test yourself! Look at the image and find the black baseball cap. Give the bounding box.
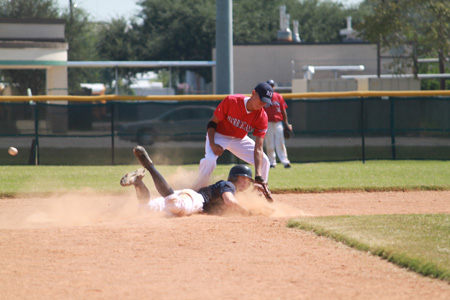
[266,79,275,87]
[254,82,273,105]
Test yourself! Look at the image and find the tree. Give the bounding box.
[357,0,450,89]
[0,0,59,18]
[287,0,349,43]
[137,0,215,61]
[418,0,450,89]
[129,0,353,87]
[95,17,142,93]
[133,0,216,86]
[60,6,102,94]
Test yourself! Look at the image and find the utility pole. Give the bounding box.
[215,0,233,94]
[69,0,74,22]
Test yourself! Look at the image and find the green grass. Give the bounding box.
[248,160,450,192]
[288,214,450,282]
[0,165,189,197]
[0,160,449,197]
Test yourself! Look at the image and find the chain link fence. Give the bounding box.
[1,96,449,165]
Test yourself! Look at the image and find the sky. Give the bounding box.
[56,0,363,22]
[56,0,141,22]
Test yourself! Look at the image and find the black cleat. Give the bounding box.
[133,146,153,169]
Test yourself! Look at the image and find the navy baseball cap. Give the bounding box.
[254,82,273,105]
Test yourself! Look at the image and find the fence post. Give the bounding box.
[390,98,396,159]
[111,102,115,165]
[361,97,366,164]
[33,102,40,165]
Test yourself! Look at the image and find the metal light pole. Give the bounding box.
[215,0,233,94]
[69,0,73,21]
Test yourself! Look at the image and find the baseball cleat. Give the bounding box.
[133,146,153,169]
[120,168,146,186]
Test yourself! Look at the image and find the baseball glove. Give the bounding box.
[283,123,294,139]
[254,176,273,202]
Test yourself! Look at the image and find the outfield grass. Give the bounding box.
[0,160,449,197]
[288,214,450,282]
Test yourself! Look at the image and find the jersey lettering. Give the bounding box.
[227,115,254,132]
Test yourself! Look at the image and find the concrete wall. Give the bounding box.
[292,79,358,93]
[230,43,385,93]
[368,78,421,91]
[0,19,68,96]
[292,78,421,93]
[215,43,408,94]
[0,41,68,66]
[0,20,65,40]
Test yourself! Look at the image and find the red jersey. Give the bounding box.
[264,92,287,122]
[214,94,268,139]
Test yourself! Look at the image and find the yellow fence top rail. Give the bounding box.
[1,90,450,102]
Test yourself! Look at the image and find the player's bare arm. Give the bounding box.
[207,115,224,156]
[253,136,273,202]
[222,191,251,216]
[253,136,265,178]
[281,109,292,131]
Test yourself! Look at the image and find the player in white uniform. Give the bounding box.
[264,79,292,168]
[120,146,253,217]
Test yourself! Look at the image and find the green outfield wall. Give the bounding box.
[1,91,449,165]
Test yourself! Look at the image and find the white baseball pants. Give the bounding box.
[265,121,290,166]
[194,133,270,189]
[142,189,205,217]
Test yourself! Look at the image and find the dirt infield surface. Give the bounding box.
[1,191,450,300]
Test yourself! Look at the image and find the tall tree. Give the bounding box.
[135,0,216,85]
[61,6,102,94]
[96,17,142,92]
[130,0,352,86]
[357,0,450,88]
[137,0,215,61]
[0,0,59,18]
[233,0,350,43]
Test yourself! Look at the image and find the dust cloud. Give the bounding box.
[0,166,307,229]
[237,189,310,217]
[0,190,164,229]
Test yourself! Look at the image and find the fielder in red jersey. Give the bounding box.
[264,79,292,168]
[193,82,274,201]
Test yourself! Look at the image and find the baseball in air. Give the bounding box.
[8,147,18,156]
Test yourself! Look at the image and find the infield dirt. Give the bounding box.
[1,191,450,299]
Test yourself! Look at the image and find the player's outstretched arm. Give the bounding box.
[222,191,251,216]
[253,136,265,178]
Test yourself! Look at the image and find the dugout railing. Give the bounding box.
[1,91,449,165]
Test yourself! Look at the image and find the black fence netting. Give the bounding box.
[0,97,449,165]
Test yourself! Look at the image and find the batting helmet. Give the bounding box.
[266,79,275,87]
[228,165,253,182]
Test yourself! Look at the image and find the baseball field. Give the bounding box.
[1,160,450,299]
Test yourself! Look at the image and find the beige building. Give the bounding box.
[215,42,418,94]
[0,18,68,95]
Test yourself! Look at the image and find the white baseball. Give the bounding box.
[8,147,18,156]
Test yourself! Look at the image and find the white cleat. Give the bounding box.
[120,168,146,186]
